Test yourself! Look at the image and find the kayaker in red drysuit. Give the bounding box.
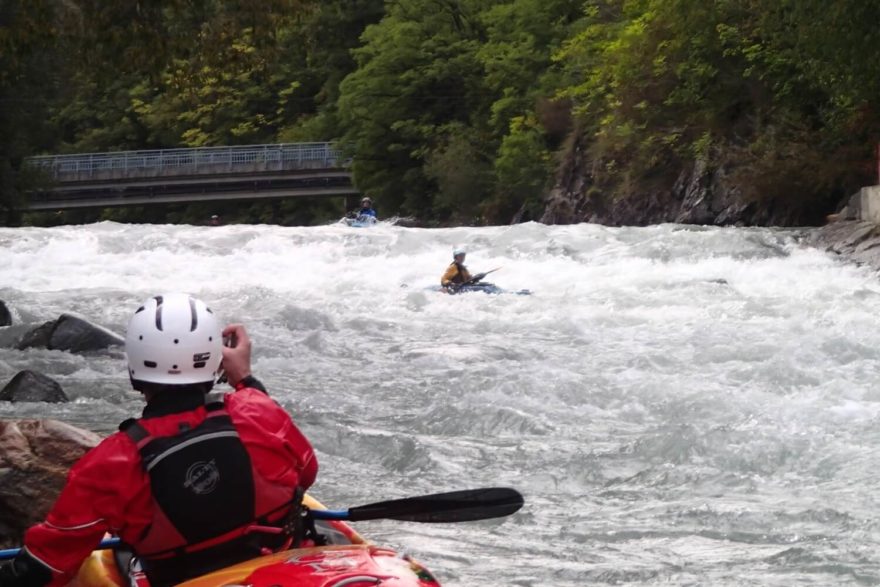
[0,293,317,587]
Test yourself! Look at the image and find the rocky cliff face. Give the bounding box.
[540,149,828,227]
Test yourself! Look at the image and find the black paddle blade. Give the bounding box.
[346,487,524,523]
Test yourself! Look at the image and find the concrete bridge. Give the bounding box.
[23,143,358,210]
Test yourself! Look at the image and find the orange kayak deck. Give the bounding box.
[71,495,440,586]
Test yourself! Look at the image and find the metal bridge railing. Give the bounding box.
[26,143,347,180]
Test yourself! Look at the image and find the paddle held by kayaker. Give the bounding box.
[0,294,317,587]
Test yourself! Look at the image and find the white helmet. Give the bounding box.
[453,247,467,257]
[125,293,223,386]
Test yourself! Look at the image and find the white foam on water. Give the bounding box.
[1,221,879,585]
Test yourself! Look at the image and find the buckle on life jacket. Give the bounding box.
[280,487,326,548]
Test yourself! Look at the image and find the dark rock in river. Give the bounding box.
[48,313,124,352]
[0,419,101,548]
[0,370,68,403]
[15,320,55,350]
[16,313,124,353]
[0,301,10,327]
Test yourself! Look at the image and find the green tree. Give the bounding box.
[337,0,488,219]
[0,0,63,222]
[476,0,580,221]
[337,0,583,223]
[278,0,386,143]
[553,0,875,221]
[424,125,493,222]
[490,115,552,221]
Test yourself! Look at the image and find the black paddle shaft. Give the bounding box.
[0,488,524,561]
[346,487,524,523]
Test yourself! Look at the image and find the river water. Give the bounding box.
[1,221,879,586]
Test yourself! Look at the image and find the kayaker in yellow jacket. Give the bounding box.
[442,247,493,293]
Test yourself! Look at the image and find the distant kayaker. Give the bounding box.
[354,196,377,220]
[441,247,472,292]
[0,294,317,587]
[443,247,494,294]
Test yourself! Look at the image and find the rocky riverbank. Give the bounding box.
[0,304,126,547]
[0,419,101,548]
[808,220,880,272]
[538,139,845,228]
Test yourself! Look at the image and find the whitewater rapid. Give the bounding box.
[1,221,879,586]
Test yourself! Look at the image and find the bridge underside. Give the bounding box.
[24,170,359,211]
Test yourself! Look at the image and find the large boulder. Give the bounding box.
[0,301,10,327]
[15,320,54,350]
[48,313,124,352]
[0,419,101,548]
[0,371,68,403]
[16,313,124,353]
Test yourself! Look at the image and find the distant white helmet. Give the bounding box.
[125,293,223,386]
[453,247,467,257]
[361,197,372,205]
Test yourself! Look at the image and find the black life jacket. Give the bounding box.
[120,403,268,586]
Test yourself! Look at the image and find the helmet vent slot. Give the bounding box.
[154,295,164,331]
[188,297,198,331]
[144,361,157,368]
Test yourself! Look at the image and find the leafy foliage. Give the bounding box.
[2,0,879,226]
[555,0,879,219]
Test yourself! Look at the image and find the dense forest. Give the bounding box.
[2,0,879,226]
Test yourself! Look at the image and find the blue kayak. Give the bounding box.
[429,283,532,296]
[341,215,378,227]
